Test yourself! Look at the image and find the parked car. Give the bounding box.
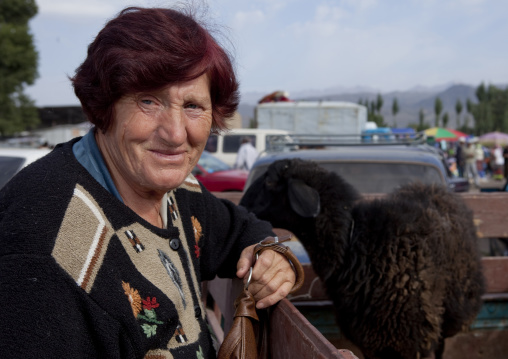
[245,143,469,194]
[204,128,291,167]
[0,148,52,189]
[192,151,248,192]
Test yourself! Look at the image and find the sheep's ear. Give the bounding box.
[288,178,321,218]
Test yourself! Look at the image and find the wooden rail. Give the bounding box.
[213,192,508,240]
[206,191,508,358]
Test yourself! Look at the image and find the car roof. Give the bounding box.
[0,147,52,189]
[253,145,447,168]
[0,147,51,166]
[225,128,291,135]
[245,144,458,193]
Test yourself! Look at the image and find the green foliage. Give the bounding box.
[392,97,399,127]
[375,93,383,113]
[466,98,473,114]
[413,108,429,131]
[455,99,463,128]
[392,97,399,117]
[471,83,508,134]
[367,112,387,127]
[475,83,487,102]
[358,95,386,127]
[434,97,443,127]
[0,89,39,134]
[369,100,376,114]
[0,0,39,135]
[249,118,257,128]
[442,112,449,127]
[0,0,38,24]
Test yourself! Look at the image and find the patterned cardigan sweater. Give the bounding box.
[0,139,273,358]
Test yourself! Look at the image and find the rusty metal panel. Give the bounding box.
[443,330,508,359]
[268,298,357,359]
[482,257,508,293]
[459,193,508,238]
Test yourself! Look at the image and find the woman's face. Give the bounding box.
[97,74,213,197]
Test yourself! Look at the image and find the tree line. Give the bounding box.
[470,83,508,135]
[358,83,508,135]
[0,0,39,136]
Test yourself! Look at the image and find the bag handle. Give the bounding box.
[217,235,305,359]
[252,234,304,294]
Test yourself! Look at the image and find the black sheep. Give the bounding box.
[240,158,485,359]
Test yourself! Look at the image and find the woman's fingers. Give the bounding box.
[248,250,296,309]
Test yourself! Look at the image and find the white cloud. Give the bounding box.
[36,0,118,17]
[343,0,378,11]
[451,0,486,5]
[35,0,170,17]
[233,10,266,29]
[315,5,348,22]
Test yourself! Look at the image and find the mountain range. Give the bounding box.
[237,83,491,129]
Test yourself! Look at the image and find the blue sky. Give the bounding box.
[25,0,508,106]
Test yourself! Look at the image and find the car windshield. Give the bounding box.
[0,156,25,189]
[319,161,444,193]
[249,160,444,193]
[198,152,231,173]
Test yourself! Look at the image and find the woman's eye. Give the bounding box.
[137,96,161,115]
[185,103,199,109]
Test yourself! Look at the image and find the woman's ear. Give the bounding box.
[287,178,320,218]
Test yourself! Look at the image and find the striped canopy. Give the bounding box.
[424,127,468,142]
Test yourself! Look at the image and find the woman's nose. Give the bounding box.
[157,107,187,145]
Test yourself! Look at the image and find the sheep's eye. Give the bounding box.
[265,179,277,189]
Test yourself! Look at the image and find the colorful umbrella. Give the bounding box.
[478,131,508,146]
[423,127,468,142]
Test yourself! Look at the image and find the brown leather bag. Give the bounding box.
[217,235,304,359]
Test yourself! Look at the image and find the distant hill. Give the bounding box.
[237,84,484,129]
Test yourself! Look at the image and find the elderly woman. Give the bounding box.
[0,7,295,358]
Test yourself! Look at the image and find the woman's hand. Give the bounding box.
[236,244,296,309]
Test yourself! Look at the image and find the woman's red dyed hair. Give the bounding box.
[71,7,239,133]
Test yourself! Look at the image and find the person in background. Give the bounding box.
[475,141,486,178]
[455,137,466,178]
[233,136,259,171]
[464,138,479,187]
[492,144,505,178]
[0,7,297,358]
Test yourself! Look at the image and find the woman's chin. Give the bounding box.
[144,170,189,192]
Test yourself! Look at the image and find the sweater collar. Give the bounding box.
[72,128,124,203]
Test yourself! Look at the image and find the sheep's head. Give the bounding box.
[240,159,322,229]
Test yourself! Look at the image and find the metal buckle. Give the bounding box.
[258,236,281,247]
[245,267,253,290]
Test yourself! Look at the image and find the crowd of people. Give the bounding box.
[448,137,508,187]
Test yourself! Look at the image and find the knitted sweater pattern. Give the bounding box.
[0,139,272,358]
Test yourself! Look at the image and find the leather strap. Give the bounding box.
[217,289,259,359]
[217,235,305,359]
[253,235,305,294]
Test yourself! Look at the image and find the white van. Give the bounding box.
[205,128,291,167]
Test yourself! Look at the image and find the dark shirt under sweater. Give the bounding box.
[0,138,273,358]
